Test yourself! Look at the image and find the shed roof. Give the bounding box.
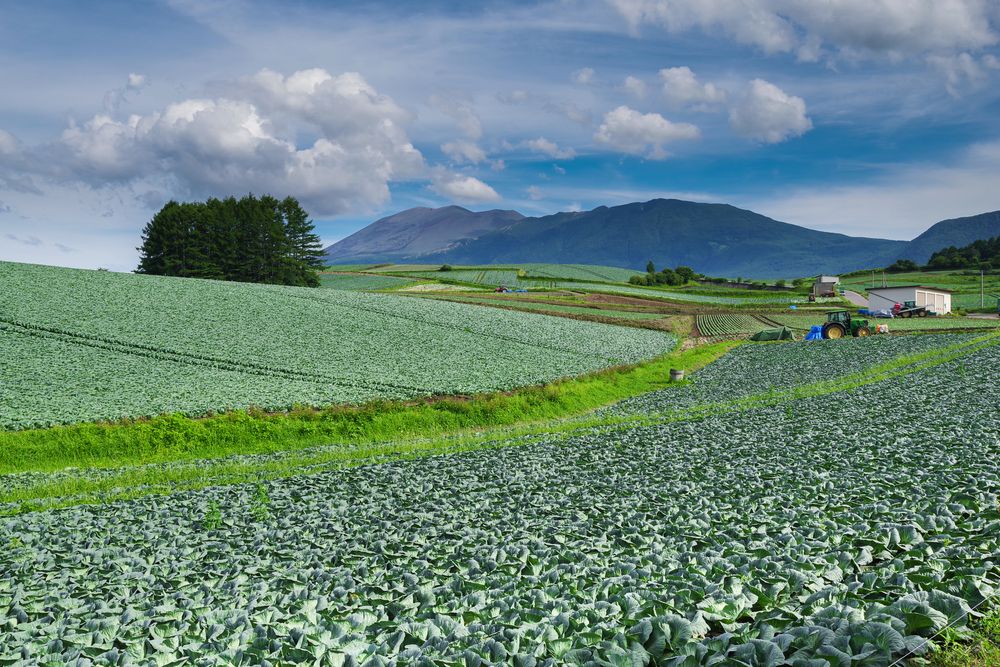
[868,285,954,294]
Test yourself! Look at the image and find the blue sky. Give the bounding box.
[2,0,1000,270]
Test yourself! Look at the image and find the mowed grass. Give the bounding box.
[0,341,738,476]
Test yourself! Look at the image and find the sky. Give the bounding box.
[2,0,1000,271]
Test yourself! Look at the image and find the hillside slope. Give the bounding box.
[896,210,1000,263]
[425,199,905,277]
[325,206,524,262]
[0,261,673,429]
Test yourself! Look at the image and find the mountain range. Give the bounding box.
[324,200,1000,278]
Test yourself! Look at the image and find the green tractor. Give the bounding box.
[822,310,871,339]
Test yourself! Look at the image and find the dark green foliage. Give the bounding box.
[926,236,1000,272]
[886,258,920,272]
[439,264,453,271]
[136,194,324,287]
[646,260,655,274]
[629,264,690,286]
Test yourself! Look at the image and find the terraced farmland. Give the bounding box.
[3,333,999,665]
[517,263,639,283]
[696,313,769,337]
[0,262,674,429]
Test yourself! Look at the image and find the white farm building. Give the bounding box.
[868,286,953,314]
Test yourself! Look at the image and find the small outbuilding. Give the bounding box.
[867,286,953,314]
[813,275,840,297]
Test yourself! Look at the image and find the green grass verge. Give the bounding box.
[0,340,738,477]
[925,609,1000,666]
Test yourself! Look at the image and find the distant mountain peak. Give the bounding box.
[324,200,1000,278]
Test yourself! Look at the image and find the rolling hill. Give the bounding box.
[324,199,1000,278]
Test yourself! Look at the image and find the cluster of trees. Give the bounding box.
[887,236,1000,273]
[629,261,698,286]
[137,194,325,287]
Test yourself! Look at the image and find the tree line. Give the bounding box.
[629,261,698,286]
[136,194,325,287]
[888,235,1000,273]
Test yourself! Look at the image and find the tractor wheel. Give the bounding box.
[822,323,846,339]
[856,326,871,337]
[919,310,928,317]
[902,311,911,318]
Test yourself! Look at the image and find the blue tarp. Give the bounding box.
[805,325,824,341]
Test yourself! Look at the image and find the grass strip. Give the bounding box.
[4,333,997,514]
[0,340,737,476]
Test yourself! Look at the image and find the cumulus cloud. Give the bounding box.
[429,171,501,203]
[729,79,812,143]
[441,140,488,164]
[610,0,999,62]
[659,66,726,109]
[594,106,700,159]
[523,137,577,159]
[527,185,543,200]
[1,68,426,216]
[622,75,647,98]
[572,67,595,84]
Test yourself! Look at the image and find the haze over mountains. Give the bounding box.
[324,200,1000,278]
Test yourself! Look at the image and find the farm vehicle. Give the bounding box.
[822,310,871,339]
[892,300,933,318]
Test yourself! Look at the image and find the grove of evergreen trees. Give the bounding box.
[136,194,325,287]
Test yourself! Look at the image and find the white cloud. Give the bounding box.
[429,171,501,203]
[428,93,483,140]
[729,79,812,143]
[927,52,997,96]
[749,141,1000,239]
[523,137,577,159]
[572,67,595,84]
[1,68,425,216]
[127,73,146,89]
[622,75,647,98]
[527,185,543,200]
[610,0,999,62]
[441,140,488,164]
[594,105,700,159]
[659,66,726,109]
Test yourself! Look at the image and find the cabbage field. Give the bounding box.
[0,262,674,429]
[2,333,998,665]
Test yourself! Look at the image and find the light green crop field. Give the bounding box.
[422,295,667,320]
[318,273,419,291]
[3,331,999,665]
[0,261,674,429]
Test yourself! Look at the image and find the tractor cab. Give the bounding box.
[822,310,871,339]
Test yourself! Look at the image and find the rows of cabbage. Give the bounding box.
[605,333,977,417]
[318,274,419,291]
[515,263,638,283]
[426,296,665,320]
[695,314,768,338]
[3,344,998,665]
[0,262,674,430]
[767,312,1000,331]
[548,282,817,305]
[395,269,535,288]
